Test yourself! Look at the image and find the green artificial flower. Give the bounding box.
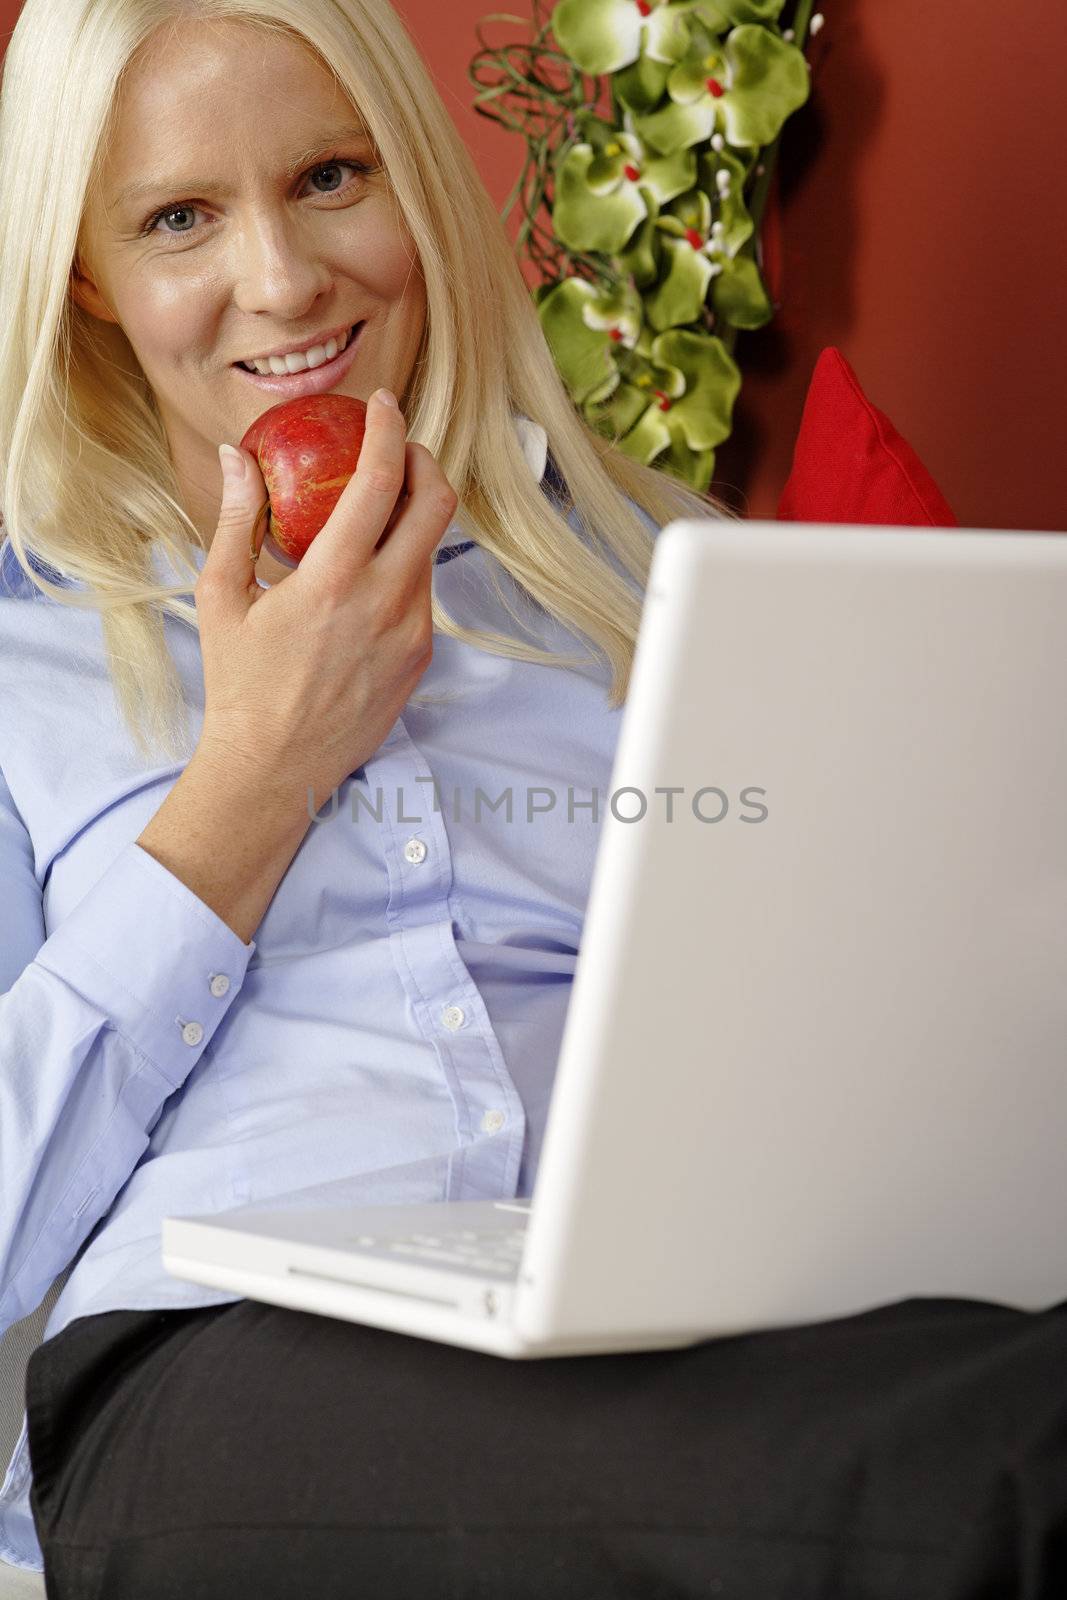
[551,0,790,79]
[537,276,741,489]
[474,0,819,492]
[634,21,810,152]
[552,0,690,78]
[552,113,696,255]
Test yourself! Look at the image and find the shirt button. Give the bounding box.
[441,1004,465,1031]
[208,974,230,998]
[481,1109,506,1133]
[403,837,428,865]
[180,1021,204,1046]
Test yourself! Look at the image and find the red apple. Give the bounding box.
[239,393,368,563]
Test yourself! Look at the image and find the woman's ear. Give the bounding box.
[70,256,119,325]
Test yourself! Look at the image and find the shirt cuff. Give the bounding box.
[35,841,256,1086]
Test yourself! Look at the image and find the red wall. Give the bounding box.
[5,0,1064,531]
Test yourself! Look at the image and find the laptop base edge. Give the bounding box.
[161,1251,710,1361]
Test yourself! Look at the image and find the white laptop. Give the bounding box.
[163,520,1067,1359]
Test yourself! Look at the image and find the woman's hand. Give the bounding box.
[196,390,458,808]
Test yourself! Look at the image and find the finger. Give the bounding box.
[199,443,270,612]
[375,457,411,550]
[297,389,407,587]
[371,442,460,583]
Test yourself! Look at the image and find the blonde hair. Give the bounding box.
[0,0,739,768]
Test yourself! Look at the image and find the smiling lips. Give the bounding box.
[232,320,367,399]
[237,323,360,376]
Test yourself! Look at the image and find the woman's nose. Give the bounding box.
[230,213,334,313]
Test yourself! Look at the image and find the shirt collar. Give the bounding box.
[432,412,548,557]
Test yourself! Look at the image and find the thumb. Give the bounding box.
[211,442,269,595]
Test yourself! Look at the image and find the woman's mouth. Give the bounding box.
[232,321,365,398]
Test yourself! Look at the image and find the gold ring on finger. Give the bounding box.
[249,499,270,564]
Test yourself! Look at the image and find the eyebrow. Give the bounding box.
[109,123,374,212]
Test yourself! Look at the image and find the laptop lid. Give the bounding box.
[514,521,1067,1345]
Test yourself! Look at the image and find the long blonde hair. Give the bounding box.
[0,0,739,768]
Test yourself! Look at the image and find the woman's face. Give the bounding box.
[72,17,428,552]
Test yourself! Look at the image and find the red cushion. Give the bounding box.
[777,347,958,527]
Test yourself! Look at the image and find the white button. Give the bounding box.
[403,838,427,865]
[180,1021,204,1046]
[208,973,230,998]
[441,1004,465,1031]
[481,1109,506,1133]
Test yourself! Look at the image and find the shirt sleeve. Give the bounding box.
[0,764,256,1333]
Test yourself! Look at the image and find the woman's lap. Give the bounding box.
[23,1293,1067,1599]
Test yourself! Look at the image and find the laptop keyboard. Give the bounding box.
[343,1227,524,1278]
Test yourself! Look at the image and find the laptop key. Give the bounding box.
[388,1243,470,1265]
[374,1238,519,1276]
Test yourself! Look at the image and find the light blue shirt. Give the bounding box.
[0,416,656,1570]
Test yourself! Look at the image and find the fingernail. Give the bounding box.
[372,388,398,410]
[218,442,246,483]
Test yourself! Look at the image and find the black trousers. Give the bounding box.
[22,1293,1067,1599]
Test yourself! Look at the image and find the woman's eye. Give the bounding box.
[306,161,355,195]
[149,206,195,237]
[142,160,369,239]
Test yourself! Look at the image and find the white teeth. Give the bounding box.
[243,326,352,376]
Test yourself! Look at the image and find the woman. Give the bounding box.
[2,3,1065,1597]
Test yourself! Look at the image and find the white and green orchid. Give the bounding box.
[485,0,821,489]
[634,20,809,154]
